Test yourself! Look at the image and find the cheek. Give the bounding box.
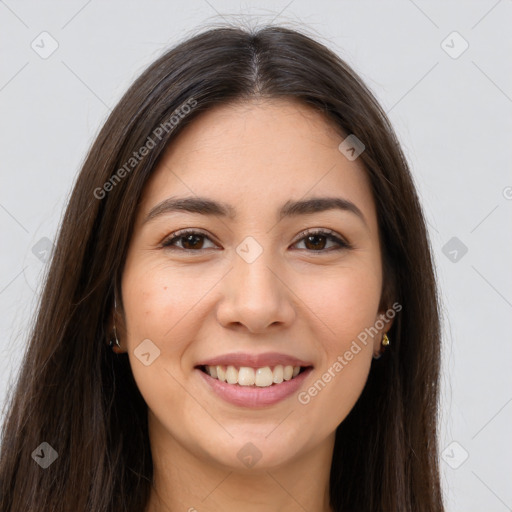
[120,262,208,424]
[119,261,194,388]
[294,265,380,427]
[303,261,382,347]
[122,259,215,348]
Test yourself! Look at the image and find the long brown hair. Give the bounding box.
[0,25,444,511]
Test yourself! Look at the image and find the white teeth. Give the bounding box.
[216,365,226,382]
[255,367,273,387]
[238,367,255,386]
[273,364,284,384]
[203,364,303,387]
[225,365,238,384]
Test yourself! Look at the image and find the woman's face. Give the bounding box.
[120,98,389,471]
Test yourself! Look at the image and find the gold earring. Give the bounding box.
[373,333,390,360]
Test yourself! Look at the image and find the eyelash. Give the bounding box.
[161,228,352,254]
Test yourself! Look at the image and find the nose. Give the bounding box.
[216,247,296,334]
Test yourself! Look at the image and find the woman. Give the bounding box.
[0,25,444,511]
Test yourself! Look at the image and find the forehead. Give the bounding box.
[138,98,377,230]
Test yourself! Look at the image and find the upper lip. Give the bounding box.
[196,352,313,368]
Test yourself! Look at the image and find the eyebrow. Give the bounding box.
[144,195,367,227]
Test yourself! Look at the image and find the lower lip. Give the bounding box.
[196,367,313,408]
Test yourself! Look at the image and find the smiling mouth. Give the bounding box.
[196,364,311,388]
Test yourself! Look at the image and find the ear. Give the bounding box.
[105,300,127,354]
[374,257,399,357]
[372,304,397,358]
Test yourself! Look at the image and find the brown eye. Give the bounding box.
[178,233,205,250]
[303,234,328,251]
[293,229,351,252]
[162,230,216,251]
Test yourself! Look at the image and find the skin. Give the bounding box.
[112,98,393,512]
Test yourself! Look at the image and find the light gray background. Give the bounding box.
[1,1,511,510]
